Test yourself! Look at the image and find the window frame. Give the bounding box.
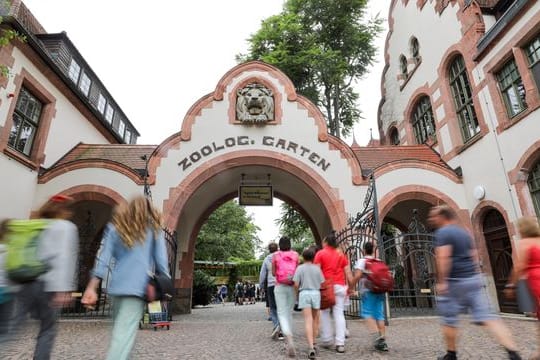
[78,72,92,97]
[525,33,540,94]
[105,103,114,123]
[399,54,408,79]
[68,59,81,84]
[496,58,527,118]
[410,37,420,61]
[449,55,480,142]
[528,161,540,218]
[411,96,436,144]
[97,93,106,114]
[7,87,43,157]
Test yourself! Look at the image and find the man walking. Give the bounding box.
[428,205,521,360]
[259,242,280,338]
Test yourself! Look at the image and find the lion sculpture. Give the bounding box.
[236,84,274,122]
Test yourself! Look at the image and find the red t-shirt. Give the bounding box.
[314,245,348,285]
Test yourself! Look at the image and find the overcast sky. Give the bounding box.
[23,0,391,247]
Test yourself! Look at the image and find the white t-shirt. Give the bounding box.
[354,255,375,293]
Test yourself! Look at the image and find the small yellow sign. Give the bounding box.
[239,186,273,206]
[420,288,431,294]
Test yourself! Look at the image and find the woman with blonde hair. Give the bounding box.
[82,196,170,360]
[505,216,540,359]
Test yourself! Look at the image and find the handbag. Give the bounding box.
[146,230,174,302]
[516,279,536,314]
[320,278,335,310]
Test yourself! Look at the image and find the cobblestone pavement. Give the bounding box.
[2,302,538,359]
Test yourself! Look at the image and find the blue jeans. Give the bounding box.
[267,286,279,328]
[274,284,295,336]
[107,296,145,360]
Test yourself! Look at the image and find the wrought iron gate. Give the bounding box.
[336,175,437,318]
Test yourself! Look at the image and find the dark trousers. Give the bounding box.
[267,285,279,328]
[11,281,58,360]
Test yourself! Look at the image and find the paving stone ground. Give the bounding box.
[2,302,539,359]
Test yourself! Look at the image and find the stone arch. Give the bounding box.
[509,139,540,217]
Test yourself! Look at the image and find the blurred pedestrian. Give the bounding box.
[81,196,170,360]
[2,194,79,360]
[314,231,353,354]
[272,236,299,357]
[429,205,521,360]
[293,246,324,359]
[259,242,280,336]
[0,219,13,336]
[505,216,540,359]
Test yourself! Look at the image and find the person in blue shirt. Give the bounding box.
[82,196,170,360]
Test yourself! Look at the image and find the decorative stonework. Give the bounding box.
[235,83,274,123]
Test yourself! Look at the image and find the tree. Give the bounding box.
[275,202,315,253]
[238,0,382,138]
[195,200,261,261]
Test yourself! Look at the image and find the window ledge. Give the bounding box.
[499,103,540,132]
[457,133,483,154]
[2,147,39,170]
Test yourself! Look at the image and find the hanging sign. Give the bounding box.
[238,185,273,206]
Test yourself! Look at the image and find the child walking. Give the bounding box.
[293,246,325,359]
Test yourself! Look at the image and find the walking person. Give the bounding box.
[293,246,324,359]
[1,194,79,360]
[505,216,540,359]
[314,231,353,353]
[352,241,389,351]
[81,196,170,360]
[272,236,299,357]
[219,284,228,305]
[428,205,522,360]
[259,242,280,337]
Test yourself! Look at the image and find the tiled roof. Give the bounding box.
[49,143,157,174]
[352,145,453,173]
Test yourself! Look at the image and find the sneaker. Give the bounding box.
[308,348,316,359]
[271,325,281,340]
[374,338,389,352]
[320,342,334,350]
[278,332,285,340]
[437,353,457,360]
[336,345,345,353]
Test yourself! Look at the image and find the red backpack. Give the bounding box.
[365,258,394,293]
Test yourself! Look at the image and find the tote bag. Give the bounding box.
[320,278,335,310]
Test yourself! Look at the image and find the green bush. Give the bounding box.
[192,270,215,307]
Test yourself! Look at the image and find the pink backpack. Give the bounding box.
[274,251,298,285]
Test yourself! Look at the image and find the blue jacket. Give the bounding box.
[92,223,170,298]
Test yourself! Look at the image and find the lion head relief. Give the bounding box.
[236,83,274,123]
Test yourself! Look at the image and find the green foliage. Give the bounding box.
[275,202,316,253]
[238,0,383,138]
[0,2,27,78]
[195,200,261,261]
[191,270,215,307]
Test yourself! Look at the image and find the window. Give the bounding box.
[118,120,125,137]
[525,34,540,93]
[97,93,106,114]
[389,128,400,145]
[124,129,131,144]
[496,59,527,117]
[68,59,81,83]
[8,88,43,156]
[399,55,408,79]
[411,96,436,144]
[528,161,540,218]
[105,104,114,123]
[410,37,420,61]
[79,72,92,97]
[449,55,479,142]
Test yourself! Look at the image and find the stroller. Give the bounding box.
[139,300,170,331]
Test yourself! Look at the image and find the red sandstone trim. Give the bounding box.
[373,159,462,183]
[295,95,329,142]
[38,159,145,185]
[56,184,126,207]
[179,94,214,141]
[327,135,364,185]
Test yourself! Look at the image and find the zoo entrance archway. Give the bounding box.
[161,151,349,313]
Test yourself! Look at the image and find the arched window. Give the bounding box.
[528,161,540,217]
[410,37,420,62]
[449,55,479,142]
[411,96,436,144]
[399,54,408,79]
[389,127,400,145]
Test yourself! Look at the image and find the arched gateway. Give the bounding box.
[37,61,481,314]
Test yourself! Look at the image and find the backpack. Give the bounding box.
[364,258,394,293]
[5,219,50,283]
[274,251,298,285]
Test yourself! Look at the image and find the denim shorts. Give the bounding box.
[437,274,499,327]
[361,291,385,321]
[298,290,321,309]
